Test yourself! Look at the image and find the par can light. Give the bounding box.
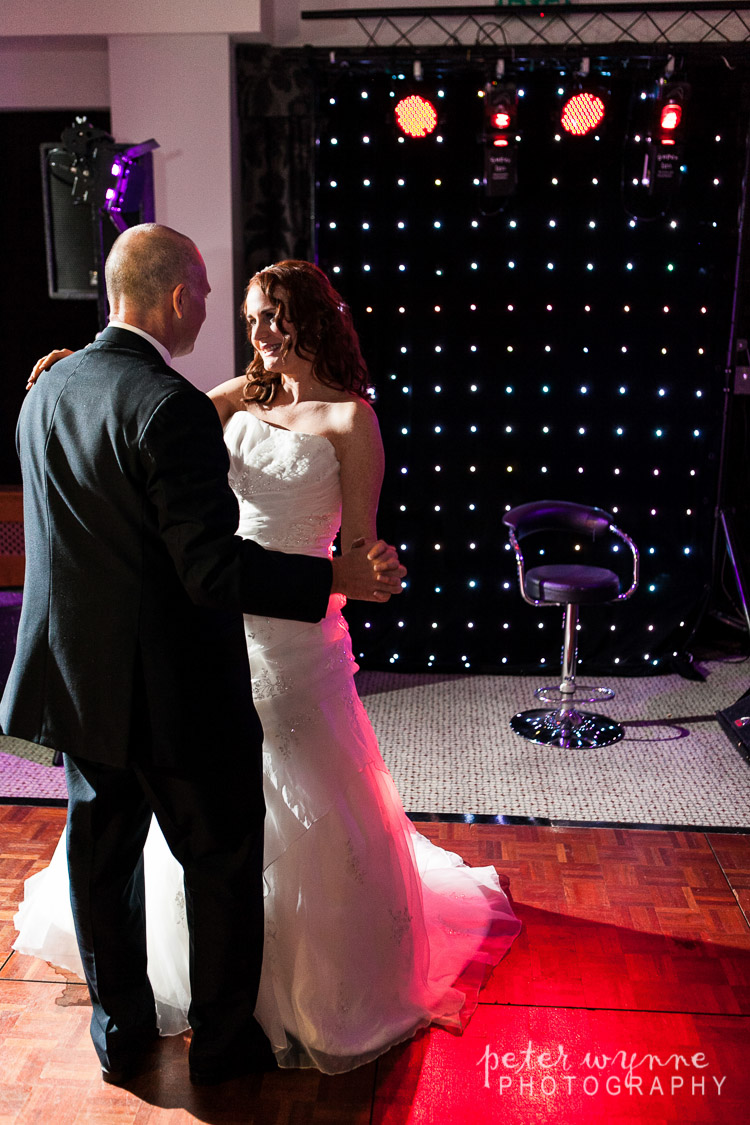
[394,95,438,138]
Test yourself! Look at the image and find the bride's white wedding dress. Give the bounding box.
[14,410,521,1074]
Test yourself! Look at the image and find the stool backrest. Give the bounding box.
[503,500,613,541]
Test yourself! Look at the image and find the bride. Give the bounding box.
[15,260,521,1074]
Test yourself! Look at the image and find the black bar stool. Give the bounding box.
[502,500,639,749]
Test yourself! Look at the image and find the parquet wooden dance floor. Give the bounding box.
[1,804,749,1123]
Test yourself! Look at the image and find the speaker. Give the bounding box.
[716,686,750,760]
[40,143,104,299]
[39,141,155,301]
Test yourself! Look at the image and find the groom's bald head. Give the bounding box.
[105,224,204,314]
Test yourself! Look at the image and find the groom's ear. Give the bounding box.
[172,283,186,319]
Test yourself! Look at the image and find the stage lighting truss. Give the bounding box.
[302,7,750,50]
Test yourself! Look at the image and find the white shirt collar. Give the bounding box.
[108,319,172,367]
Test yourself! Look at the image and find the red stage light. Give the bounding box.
[491,110,511,130]
[561,92,606,136]
[484,84,517,137]
[394,95,438,138]
[660,102,682,131]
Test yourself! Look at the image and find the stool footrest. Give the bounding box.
[534,684,615,706]
[510,707,624,749]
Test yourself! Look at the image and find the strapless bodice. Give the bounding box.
[223,410,341,558]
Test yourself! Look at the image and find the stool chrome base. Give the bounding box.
[510,707,625,749]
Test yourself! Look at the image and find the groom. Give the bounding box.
[0,223,404,1085]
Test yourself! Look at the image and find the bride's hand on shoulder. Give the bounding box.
[27,348,73,389]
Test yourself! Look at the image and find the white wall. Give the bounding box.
[108,35,239,389]
[0,37,109,109]
[0,0,263,36]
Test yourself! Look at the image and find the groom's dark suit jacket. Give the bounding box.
[0,327,332,768]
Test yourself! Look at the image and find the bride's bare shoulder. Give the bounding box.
[329,393,378,432]
[322,395,381,465]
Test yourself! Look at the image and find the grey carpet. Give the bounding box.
[357,659,750,828]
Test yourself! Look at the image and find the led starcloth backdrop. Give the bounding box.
[304,52,748,676]
[237,48,749,675]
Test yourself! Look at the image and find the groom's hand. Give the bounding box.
[330,539,406,602]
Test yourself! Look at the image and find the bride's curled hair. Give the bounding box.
[242,260,370,404]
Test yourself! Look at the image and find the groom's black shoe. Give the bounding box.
[189,1040,278,1085]
[100,1029,160,1085]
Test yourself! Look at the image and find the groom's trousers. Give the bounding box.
[64,746,266,1072]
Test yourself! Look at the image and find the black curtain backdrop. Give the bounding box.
[236,47,316,277]
[0,110,111,485]
[238,47,750,676]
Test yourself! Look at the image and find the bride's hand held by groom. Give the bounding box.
[331,538,406,603]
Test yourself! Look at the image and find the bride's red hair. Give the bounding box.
[242,260,370,404]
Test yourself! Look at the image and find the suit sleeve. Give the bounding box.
[140,388,332,622]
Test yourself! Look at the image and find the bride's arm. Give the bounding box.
[336,399,385,553]
[207,375,246,426]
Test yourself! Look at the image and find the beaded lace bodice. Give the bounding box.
[224,410,342,558]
